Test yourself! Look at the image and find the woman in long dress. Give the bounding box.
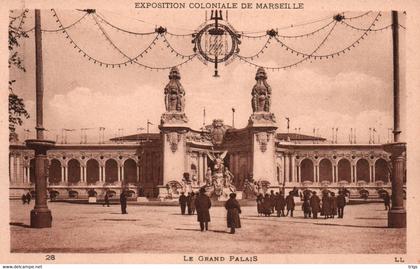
[225,193,241,234]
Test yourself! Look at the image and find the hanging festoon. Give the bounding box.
[10,9,406,76]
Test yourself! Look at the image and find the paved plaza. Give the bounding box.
[10,200,405,254]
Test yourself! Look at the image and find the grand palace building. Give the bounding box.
[9,67,402,200]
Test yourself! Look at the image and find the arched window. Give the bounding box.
[300,159,314,182]
[105,159,118,183]
[86,159,100,184]
[68,159,81,184]
[124,159,138,184]
[375,158,390,183]
[337,159,351,182]
[356,159,370,182]
[318,159,333,182]
[48,159,61,184]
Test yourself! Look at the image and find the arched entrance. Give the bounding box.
[68,159,81,184]
[48,159,61,184]
[337,159,351,182]
[300,158,314,182]
[86,159,100,184]
[356,159,370,182]
[318,159,332,182]
[124,159,137,184]
[105,159,118,183]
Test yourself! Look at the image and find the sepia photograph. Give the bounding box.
[1,0,420,265]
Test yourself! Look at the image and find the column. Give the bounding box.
[64,166,68,183]
[313,164,317,183]
[137,165,140,182]
[331,164,335,183]
[353,165,357,183]
[203,153,208,181]
[83,166,86,182]
[197,153,202,184]
[284,154,290,182]
[10,155,14,182]
[103,165,106,182]
[371,165,375,183]
[290,155,296,182]
[369,165,373,183]
[298,164,301,182]
[27,166,30,184]
[121,165,125,181]
[16,156,21,183]
[80,165,83,183]
[350,163,353,183]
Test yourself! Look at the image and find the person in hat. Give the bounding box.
[275,192,286,217]
[189,192,196,215]
[321,191,331,219]
[285,191,295,217]
[179,192,187,215]
[120,190,128,214]
[302,193,311,219]
[195,187,212,231]
[383,192,391,210]
[225,193,241,234]
[103,192,110,207]
[329,192,338,218]
[310,191,321,219]
[337,190,346,218]
[186,192,192,215]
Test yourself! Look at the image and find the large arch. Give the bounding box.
[67,159,81,184]
[48,159,61,184]
[29,159,35,183]
[375,158,390,183]
[86,159,100,184]
[300,158,314,182]
[105,159,118,183]
[124,158,137,184]
[318,159,333,182]
[356,158,370,182]
[337,159,351,182]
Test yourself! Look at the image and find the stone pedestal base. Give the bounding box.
[30,208,52,228]
[88,197,97,203]
[388,209,406,228]
[136,197,149,202]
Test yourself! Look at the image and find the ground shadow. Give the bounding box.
[313,223,386,229]
[101,219,139,222]
[356,217,387,220]
[212,230,230,234]
[174,228,200,232]
[9,222,30,228]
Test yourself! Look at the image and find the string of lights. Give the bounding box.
[95,12,156,36]
[343,11,372,20]
[272,12,381,59]
[17,9,29,31]
[161,34,197,58]
[236,20,339,71]
[236,37,273,59]
[53,9,162,68]
[22,12,89,33]
[9,10,27,20]
[341,19,406,32]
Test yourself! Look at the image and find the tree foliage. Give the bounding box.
[9,11,30,142]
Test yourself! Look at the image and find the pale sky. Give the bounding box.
[9,9,406,144]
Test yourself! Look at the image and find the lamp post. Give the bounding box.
[384,10,406,228]
[25,9,55,228]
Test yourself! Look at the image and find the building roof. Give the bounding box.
[109,133,160,141]
[276,133,326,141]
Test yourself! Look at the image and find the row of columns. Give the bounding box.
[195,152,208,185]
[283,154,384,183]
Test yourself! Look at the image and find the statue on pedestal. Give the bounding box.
[205,151,236,199]
[251,67,271,113]
[164,67,185,112]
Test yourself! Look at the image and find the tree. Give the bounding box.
[9,10,30,142]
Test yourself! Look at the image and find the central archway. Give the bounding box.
[318,159,332,182]
[86,159,100,184]
[337,159,351,182]
[300,158,314,182]
[105,159,118,183]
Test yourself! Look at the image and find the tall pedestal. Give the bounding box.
[26,139,55,228]
[384,142,406,228]
[159,112,189,196]
[248,112,278,187]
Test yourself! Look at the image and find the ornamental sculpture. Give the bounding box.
[164,67,185,112]
[251,67,272,113]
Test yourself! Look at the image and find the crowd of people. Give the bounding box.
[179,188,241,234]
[256,190,347,219]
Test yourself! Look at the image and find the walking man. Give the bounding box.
[179,192,187,215]
[225,193,241,234]
[103,192,110,207]
[195,187,212,231]
[310,191,321,219]
[286,191,295,217]
[337,190,346,218]
[120,190,128,214]
[383,192,391,210]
